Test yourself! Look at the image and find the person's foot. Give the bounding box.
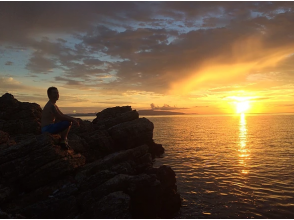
[59,139,70,150]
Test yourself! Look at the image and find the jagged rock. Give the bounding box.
[76,144,150,180]
[0,209,25,219]
[0,209,10,219]
[79,170,118,191]
[0,133,85,191]
[0,93,42,135]
[78,174,131,215]
[82,191,132,219]
[0,130,16,150]
[0,185,13,205]
[146,165,182,218]
[127,173,162,218]
[93,106,139,130]
[18,195,78,218]
[93,106,132,122]
[148,140,165,158]
[0,130,9,144]
[108,118,154,150]
[81,129,115,161]
[67,133,87,154]
[69,118,94,135]
[2,177,78,215]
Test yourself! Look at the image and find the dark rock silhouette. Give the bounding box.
[0,93,181,218]
[0,93,42,135]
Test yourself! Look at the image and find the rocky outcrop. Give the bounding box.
[0,93,42,135]
[0,93,181,218]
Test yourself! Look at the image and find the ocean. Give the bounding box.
[78,114,294,218]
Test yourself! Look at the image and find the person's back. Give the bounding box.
[41,101,55,127]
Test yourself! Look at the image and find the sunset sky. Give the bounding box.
[1,2,294,114]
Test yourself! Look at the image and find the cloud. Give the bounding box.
[0,75,43,95]
[11,93,48,104]
[92,101,135,105]
[150,103,188,110]
[5,61,13,65]
[26,52,56,73]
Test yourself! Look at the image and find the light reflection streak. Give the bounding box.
[239,113,250,174]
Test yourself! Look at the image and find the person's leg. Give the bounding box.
[42,121,72,149]
[60,121,72,142]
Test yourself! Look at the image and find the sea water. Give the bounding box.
[79,114,294,218]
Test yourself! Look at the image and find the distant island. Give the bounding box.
[67,113,97,117]
[138,110,186,115]
[67,110,195,116]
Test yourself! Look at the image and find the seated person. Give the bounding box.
[41,87,80,149]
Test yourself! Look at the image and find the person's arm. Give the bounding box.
[51,105,80,126]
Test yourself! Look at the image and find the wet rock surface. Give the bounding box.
[0,93,181,218]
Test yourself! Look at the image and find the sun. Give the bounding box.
[236,101,250,113]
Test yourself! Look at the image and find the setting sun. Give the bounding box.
[236,101,250,113]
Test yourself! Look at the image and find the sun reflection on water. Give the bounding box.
[239,113,250,174]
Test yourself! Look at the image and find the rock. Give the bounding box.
[18,195,78,218]
[0,94,181,218]
[146,165,182,218]
[0,209,25,219]
[78,174,132,215]
[2,177,78,215]
[69,118,94,135]
[0,130,9,144]
[93,106,139,129]
[127,173,162,218]
[0,209,10,218]
[0,185,13,205]
[108,118,154,150]
[148,140,165,158]
[0,130,16,150]
[0,133,85,191]
[67,133,87,154]
[0,93,42,135]
[81,129,115,161]
[81,191,132,219]
[93,106,133,123]
[79,170,118,191]
[76,144,150,180]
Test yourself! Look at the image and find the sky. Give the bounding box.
[1,1,294,114]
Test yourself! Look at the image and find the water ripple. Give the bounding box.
[150,114,294,218]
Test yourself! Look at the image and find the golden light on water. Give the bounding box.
[238,113,250,174]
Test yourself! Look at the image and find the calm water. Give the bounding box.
[79,114,294,218]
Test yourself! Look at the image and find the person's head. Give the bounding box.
[47,87,59,101]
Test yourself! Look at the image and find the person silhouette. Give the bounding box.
[41,87,80,149]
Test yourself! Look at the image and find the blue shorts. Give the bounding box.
[41,121,71,134]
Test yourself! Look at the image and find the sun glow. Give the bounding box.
[236,101,250,113]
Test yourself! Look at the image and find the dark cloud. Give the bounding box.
[26,52,56,73]
[55,76,84,86]
[57,38,67,43]
[5,61,13,65]
[92,101,135,105]
[83,59,104,66]
[150,103,188,110]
